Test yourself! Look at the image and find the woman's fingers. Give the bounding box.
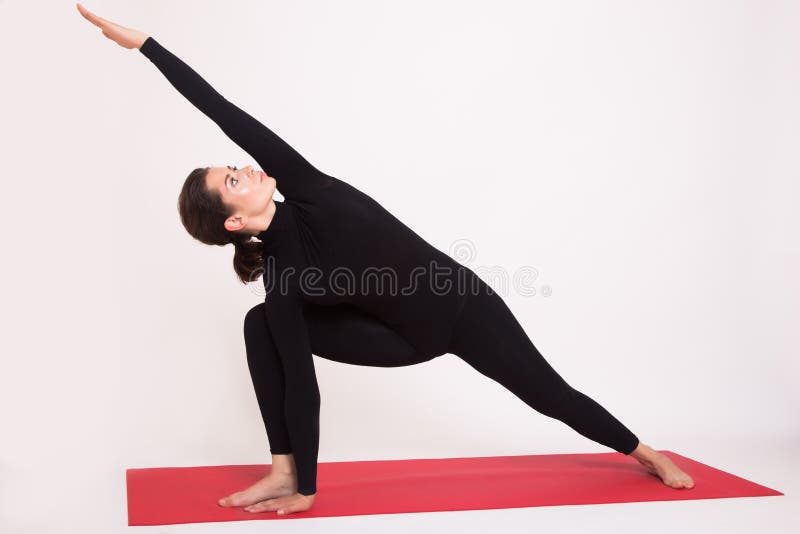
[77,3,123,32]
[76,3,104,28]
[242,493,313,516]
[76,3,148,50]
[244,498,274,512]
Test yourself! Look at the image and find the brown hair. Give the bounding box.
[177,167,264,284]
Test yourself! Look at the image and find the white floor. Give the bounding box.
[1,436,794,534]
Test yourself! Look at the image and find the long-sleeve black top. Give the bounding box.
[139,36,471,496]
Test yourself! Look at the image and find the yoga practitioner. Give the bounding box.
[78,4,695,516]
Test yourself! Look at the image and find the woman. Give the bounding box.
[78,4,694,517]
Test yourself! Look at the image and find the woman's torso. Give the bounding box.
[260,177,474,358]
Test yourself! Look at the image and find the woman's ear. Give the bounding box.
[224,214,247,232]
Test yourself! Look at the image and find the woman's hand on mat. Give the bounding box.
[76,3,148,50]
[243,492,315,516]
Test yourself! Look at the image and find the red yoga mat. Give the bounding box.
[126,450,783,525]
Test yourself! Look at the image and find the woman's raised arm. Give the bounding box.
[77,3,331,200]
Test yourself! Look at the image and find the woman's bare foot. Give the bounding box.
[629,442,695,489]
[218,456,299,507]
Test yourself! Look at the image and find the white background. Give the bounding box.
[0,1,797,532]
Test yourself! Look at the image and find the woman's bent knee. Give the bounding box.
[243,302,267,340]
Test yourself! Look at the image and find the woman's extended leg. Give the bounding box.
[447,283,640,454]
[445,280,694,488]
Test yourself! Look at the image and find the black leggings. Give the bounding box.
[243,284,640,458]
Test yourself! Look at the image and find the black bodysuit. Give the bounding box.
[140,36,640,497]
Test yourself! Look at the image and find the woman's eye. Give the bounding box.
[231,177,238,186]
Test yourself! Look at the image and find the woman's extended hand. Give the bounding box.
[243,492,316,516]
[76,3,148,50]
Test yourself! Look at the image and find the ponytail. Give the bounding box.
[231,234,265,285]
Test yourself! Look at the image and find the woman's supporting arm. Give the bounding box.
[139,36,329,199]
[263,292,320,497]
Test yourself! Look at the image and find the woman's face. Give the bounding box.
[206,164,277,233]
